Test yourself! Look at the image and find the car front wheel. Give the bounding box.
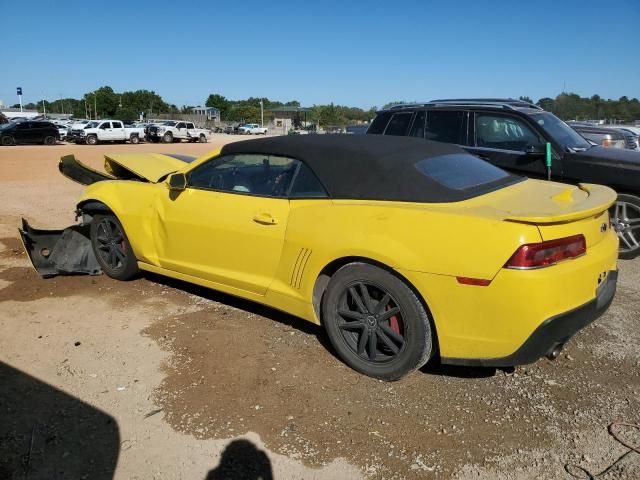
[322,262,433,380]
[1,135,14,146]
[162,132,173,143]
[611,194,640,259]
[90,214,139,280]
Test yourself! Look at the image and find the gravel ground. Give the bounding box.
[0,141,638,479]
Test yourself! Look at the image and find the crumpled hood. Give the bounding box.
[59,153,196,185]
[103,153,189,183]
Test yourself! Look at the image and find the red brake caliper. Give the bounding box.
[386,304,401,334]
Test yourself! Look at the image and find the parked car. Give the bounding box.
[367,99,640,259]
[20,135,618,380]
[57,125,69,141]
[611,126,640,150]
[74,120,145,145]
[237,123,268,135]
[0,121,59,145]
[224,124,240,134]
[146,121,210,143]
[566,122,629,149]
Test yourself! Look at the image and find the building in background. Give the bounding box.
[0,107,40,120]
[190,106,220,122]
[268,106,312,133]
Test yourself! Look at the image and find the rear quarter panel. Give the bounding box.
[268,199,542,321]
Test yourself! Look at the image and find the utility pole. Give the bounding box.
[260,99,264,127]
[17,87,23,112]
[42,99,46,116]
[94,92,98,120]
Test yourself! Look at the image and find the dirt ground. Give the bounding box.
[0,138,639,480]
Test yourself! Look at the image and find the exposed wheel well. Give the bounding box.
[77,200,113,222]
[312,256,439,354]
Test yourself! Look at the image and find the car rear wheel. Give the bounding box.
[611,194,640,259]
[43,136,56,145]
[90,214,139,280]
[1,135,14,146]
[322,262,433,380]
[162,132,173,143]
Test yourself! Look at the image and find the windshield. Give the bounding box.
[163,121,177,126]
[0,123,12,130]
[531,112,591,150]
[86,122,98,128]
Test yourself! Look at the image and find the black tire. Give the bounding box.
[86,135,98,145]
[322,262,432,380]
[1,135,14,146]
[43,136,56,145]
[90,214,139,280]
[199,134,207,143]
[130,135,140,144]
[611,193,640,259]
[162,132,173,143]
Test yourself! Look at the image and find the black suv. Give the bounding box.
[0,121,59,146]
[367,99,640,259]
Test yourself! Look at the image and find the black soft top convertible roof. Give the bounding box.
[220,135,517,203]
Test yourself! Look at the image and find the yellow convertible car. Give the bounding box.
[20,135,619,380]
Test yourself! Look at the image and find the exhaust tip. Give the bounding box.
[546,344,564,361]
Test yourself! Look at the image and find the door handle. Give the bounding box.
[252,213,277,225]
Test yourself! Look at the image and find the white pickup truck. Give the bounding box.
[146,120,210,143]
[76,120,145,145]
[238,123,268,135]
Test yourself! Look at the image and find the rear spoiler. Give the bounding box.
[506,184,617,224]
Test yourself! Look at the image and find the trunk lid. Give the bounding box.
[471,179,616,249]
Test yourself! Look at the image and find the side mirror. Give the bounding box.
[525,144,545,156]
[167,172,187,191]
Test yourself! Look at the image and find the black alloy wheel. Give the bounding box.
[336,282,407,363]
[1,135,14,146]
[43,136,56,145]
[323,263,432,380]
[90,214,139,280]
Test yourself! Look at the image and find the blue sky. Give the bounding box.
[1,0,638,109]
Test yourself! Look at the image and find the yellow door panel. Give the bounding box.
[154,188,289,295]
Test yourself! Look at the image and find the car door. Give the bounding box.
[175,122,187,139]
[98,121,113,141]
[154,153,296,295]
[185,122,197,138]
[111,121,126,141]
[13,122,33,144]
[467,112,553,178]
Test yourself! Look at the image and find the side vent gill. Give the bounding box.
[290,248,312,289]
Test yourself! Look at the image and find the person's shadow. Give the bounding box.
[205,439,273,480]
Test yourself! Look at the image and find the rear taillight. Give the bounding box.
[504,234,586,269]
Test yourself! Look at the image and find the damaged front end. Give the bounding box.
[18,154,110,277]
[19,218,101,278]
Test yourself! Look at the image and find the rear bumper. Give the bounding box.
[442,270,617,367]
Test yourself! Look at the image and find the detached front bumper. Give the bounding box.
[442,270,618,367]
[18,219,101,278]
